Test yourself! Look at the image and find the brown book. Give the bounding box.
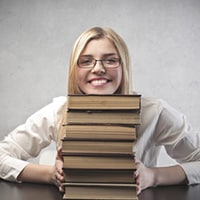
[63,154,136,170]
[67,94,141,110]
[66,110,141,125]
[63,124,136,140]
[63,183,138,200]
[62,139,135,154]
[63,169,136,184]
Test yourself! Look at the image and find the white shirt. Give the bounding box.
[0,96,200,184]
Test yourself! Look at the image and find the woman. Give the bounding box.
[0,27,200,194]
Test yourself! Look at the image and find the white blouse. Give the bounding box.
[0,96,200,184]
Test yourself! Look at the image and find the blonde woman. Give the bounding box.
[0,27,200,194]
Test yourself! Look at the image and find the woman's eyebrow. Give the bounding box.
[103,53,118,57]
[79,55,93,57]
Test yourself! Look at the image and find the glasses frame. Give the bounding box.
[77,57,121,69]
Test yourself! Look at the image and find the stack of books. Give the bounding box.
[61,94,141,200]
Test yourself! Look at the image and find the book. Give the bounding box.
[63,183,138,200]
[62,139,135,154]
[62,94,141,200]
[62,154,136,170]
[63,169,136,184]
[63,124,137,140]
[66,110,141,125]
[67,94,141,110]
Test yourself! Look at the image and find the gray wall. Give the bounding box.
[1,0,200,140]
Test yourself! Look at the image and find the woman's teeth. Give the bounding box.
[91,79,107,86]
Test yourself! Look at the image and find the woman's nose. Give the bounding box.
[91,60,106,74]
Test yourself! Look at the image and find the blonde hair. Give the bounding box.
[68,27,133,94]
[58,27,133,146]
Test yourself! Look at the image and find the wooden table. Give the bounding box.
[1,179,200,200]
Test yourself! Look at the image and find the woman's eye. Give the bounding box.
[105,58,117,64]
[83,60,90,64]
[80,59,92,65]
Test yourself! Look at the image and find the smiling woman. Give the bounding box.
[68,27,132,95]
[76,38,122,94]
[0,27,200,195]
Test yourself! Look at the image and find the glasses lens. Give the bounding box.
[77,57,121,68]
[78,57,94,68]
[102,58,121,68]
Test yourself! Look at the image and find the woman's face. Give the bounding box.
[76,38,122,94]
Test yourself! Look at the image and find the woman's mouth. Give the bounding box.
[89,79,110,86]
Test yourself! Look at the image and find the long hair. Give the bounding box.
[58,27,133,146]
[68,27,133,94]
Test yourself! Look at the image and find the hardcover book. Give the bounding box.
[67,94,141,110]
[63,183,138,200]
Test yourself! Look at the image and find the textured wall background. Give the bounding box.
[0,0,200,164]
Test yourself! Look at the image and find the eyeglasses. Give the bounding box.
[77,57,121,69]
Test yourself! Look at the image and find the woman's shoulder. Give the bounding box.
[140,96,179,117]
[140,96,183,123]
[51,96,68,115]
[27,96,67,120]
[141,96,166,109]
[32,96,67,118]
[52,96,67,105]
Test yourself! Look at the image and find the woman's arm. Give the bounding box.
[135,160,187,194]
[17,163,55,183]
[0,97,66,184]
[17,147,64,191]
[152,165,187,186]
[135,98,200,194]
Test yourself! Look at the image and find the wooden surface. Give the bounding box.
[0,179,200,200]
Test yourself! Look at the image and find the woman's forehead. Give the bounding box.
[81,38,118,56]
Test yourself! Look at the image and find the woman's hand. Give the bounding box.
[50,147,65,192]
[135,159,187,195]
[135,160,156,195]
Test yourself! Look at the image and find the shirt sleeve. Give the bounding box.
[0,96,67,181]
[154,99,200,184]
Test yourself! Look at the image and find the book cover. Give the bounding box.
[62,139,135,154]
[66,110,141,125]
[63,183,138,200]
[63,124,137,140]
[63,169,136,184]
[67,94,141,110]
[63,154,136,170]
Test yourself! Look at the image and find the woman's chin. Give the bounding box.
[84,89,114,95]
